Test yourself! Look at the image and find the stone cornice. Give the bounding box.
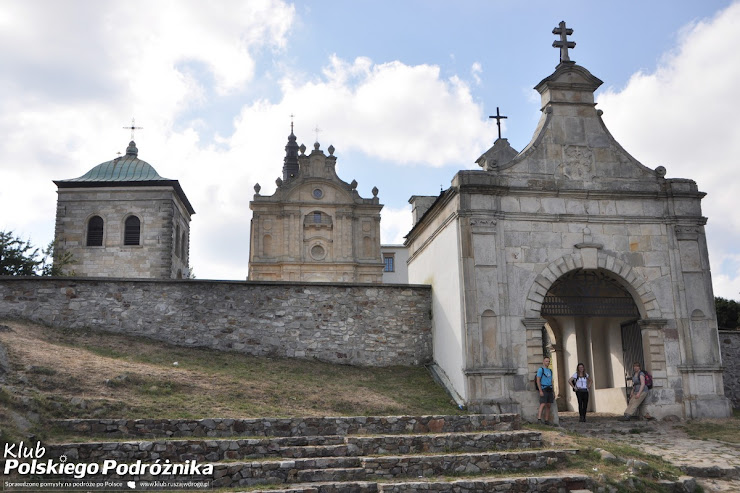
[462,209,707,226]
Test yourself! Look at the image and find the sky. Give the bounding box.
[1,0,739,300]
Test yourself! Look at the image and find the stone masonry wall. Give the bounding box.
[720,330,740,408]
[0,278,431,366]
[52,414,517,438]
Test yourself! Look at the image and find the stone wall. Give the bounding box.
[52,414,518,438]
[48,431,539,463]
[0,278,431,366]
[720,330,740,408]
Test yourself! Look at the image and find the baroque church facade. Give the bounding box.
[53,140,194,279]
[248,126,384,283]
[405,23,730,420]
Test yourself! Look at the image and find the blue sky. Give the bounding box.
[1,0,738,299]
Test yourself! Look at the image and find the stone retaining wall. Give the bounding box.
[48,431,540,463]
[52,414,520,438]
[378,476,593,493]
[720,330,740,408]
[0,277,432,366]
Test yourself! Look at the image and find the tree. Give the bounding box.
[0,231,41,275]
[715,297,740,330]
[0,231,75,276]
[40,240,76,276]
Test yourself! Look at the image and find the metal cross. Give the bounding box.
[552,21,576,63]
[314,125,321,142]
[290,113,295,133]
[123,118,143,140]
[489,107,508,140]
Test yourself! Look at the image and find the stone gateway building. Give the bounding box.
[248,126,384,282]
[53,140,195,279]
[406,24,731,421]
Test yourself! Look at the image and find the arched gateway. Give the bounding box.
[405,22,731,421]
[524,252,667,414]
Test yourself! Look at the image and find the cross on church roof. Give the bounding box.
[552,21,576,63]
[123,118,143,140]
[290,113,295,134]
[489,107,508,140]
[314,125,321,143]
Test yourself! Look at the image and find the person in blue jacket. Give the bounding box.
[536,356,554,425]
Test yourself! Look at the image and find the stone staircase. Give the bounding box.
[49,414,591,492]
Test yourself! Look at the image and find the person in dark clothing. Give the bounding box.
[568,362,592,422]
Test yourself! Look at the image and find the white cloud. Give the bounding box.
[597,2,740,300]
[278,56,491,167]
[381,206,413,245]
[471,62,483,85]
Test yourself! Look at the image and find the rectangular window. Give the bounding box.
[314,212,322,224]
[384,255,394,272]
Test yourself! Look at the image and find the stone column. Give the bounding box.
[522,317,546,391]
[638,319,668,387]
[561,318,579,411]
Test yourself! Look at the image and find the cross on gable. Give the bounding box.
[552,21,576,63]
[123,118,143,140]
[488,107,508,140]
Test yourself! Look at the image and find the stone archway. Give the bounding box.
[524,251,661,320]
[522,251,668,413]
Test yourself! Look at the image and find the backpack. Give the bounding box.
[534,367,551,391]
[641,370,653,389]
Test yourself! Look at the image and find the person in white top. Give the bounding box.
[568,363,593,422]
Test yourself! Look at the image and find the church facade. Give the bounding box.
[406,24,731,420]
[53,140,194,279]
[248,128,384,282]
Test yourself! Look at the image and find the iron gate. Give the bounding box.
[621,321,644,389]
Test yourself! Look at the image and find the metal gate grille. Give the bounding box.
[541,270,640,318]
[621,321,644,389]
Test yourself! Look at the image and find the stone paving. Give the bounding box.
[557,412,740,492]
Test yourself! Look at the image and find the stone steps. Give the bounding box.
[52,414,519,438]
[244,475,593,493]
[205,449,576,488]
[47,414,584,491]
[48,431,541,462]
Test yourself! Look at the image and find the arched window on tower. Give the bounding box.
[124,216,141,246]
[86,216,104,246]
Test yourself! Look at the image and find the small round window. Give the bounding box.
[312,188,323,199]
[310,244,326,260]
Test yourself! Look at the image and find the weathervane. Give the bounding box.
[552,21,576,63]
[123,118,143,140]
[489,107,508,140]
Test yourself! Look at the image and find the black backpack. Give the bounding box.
[534,367,551,390]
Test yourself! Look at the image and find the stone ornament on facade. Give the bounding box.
[560,146,595,181]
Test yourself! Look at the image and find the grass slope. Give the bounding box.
[0,320,459,442]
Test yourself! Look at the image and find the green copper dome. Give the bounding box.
[54,140,195,215]
[59,141,171,182]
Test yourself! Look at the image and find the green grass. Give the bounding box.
[678,409,740,443]
[524,424,688,492]
[0,320,460,442]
